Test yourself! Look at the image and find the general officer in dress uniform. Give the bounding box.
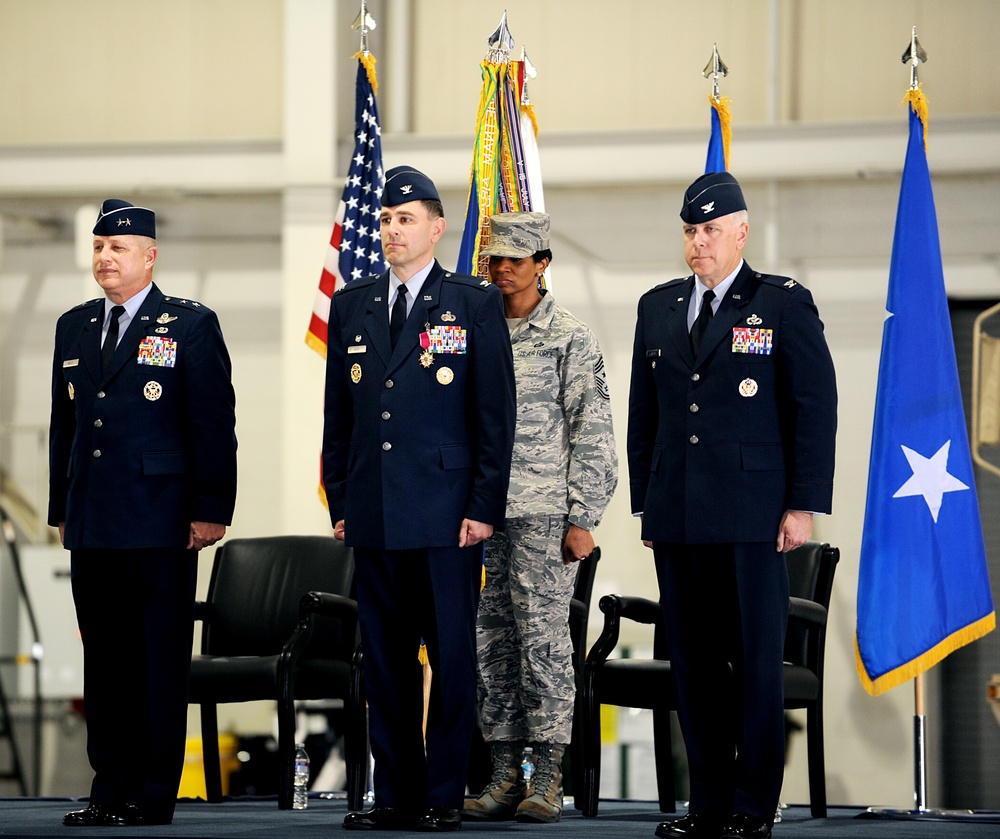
[627,173,837,839]
[322,167,516,832]
[49,199,237,827]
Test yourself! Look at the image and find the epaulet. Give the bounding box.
[70,297,103,312]
[161,296,212,314]
[640,276,687,300]
[757,273,803,293]
[443,271,493,291]
[335,275,377,294]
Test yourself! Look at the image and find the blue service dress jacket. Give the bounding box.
[48,283,238,548]
[322,261,516,549]
[627,261,837,544]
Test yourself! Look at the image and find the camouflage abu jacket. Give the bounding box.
[506,291,618,528]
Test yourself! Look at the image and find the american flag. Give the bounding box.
[306,54,387,358]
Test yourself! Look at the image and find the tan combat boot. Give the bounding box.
[515,742,565,823]
[461,741,525,821]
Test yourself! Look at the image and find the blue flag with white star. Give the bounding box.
[856,93,995,696]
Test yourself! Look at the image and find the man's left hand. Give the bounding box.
[776,510,812,553]
[189,521,226,551]
[562,524,595,565]
[459,519,493,547]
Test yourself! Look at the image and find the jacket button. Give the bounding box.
[93,450,102,458]
[690,373,700,382]
[94,419,103,428]
[689,403,699,413]
[97,390,106,398]
[382,442,392,451]
[689,435,699,445]
[385,379,394,388]
[381,411,391,420]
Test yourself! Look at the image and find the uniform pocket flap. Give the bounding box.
[439,445,472,470]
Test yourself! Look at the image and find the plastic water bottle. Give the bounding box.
[521,746,535,785]
[293,743,310,810]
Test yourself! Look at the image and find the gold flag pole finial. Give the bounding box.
[902,25,928,91]
[486,10,515,63]
[702,42,729,102]
[352,0,377,56]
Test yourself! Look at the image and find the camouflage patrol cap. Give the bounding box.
[480,212,551,258]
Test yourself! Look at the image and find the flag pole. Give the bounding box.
[860,33,982,821]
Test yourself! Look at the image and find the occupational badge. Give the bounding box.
[350,363,362,384]
[440,311,457,323]
[155,327,169,334]
[739,378,758,398]
[436,366,454,385]
[156,313,178,324]
[144,381,163,401]
[68,383,75,401]
[746,313,763,326]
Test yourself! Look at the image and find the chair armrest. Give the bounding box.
[569,598,588,623]
[788,596,827,628]
[603,594,662,625]
[586,594,662,669]
[298,590,359,623]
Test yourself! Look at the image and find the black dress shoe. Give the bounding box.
[655,811,723,838]
[120,804,173,826]
[343,806,417,830]
[720,813,772,839]
[63,803,125,827]
[417,807,462,832]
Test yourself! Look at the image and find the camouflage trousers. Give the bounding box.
[477,515,580,745]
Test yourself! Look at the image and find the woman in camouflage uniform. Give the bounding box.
[462,213,618,824]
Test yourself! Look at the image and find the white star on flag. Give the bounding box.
[891,439,969,523]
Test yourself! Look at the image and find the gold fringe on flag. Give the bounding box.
[710,94,733,172]
[855,609,996,697]
[902,86,929,151]
[355,51,379,95]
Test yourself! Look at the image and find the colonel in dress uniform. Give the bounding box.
[322,167,516,832]
[48,200,237,827]
[627,173,837,839]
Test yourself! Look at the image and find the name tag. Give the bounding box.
[645,349,661,358]
[348,345,367,354]
[63,358,80,368]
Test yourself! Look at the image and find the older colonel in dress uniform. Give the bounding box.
[49,200,237,827]
[322,167,516,832]
[627,173,837,839]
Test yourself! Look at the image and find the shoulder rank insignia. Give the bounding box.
[783,279,797,288]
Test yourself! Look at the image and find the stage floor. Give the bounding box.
[3,796,1000,838]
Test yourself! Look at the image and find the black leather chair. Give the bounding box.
[579,541,839,818]
[188,535,366,810]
